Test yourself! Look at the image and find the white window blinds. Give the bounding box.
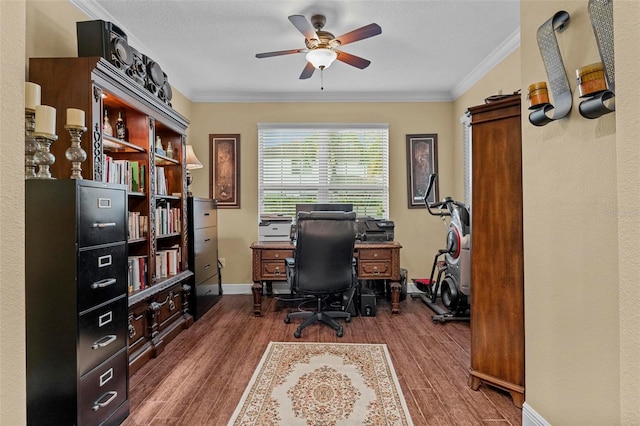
[258,123,389,218]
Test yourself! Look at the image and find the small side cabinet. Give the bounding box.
[187,197,221,320]
[26,179,129,425]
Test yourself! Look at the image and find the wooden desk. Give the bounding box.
[250,240,403,316]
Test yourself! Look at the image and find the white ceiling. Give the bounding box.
[69,0,521,103]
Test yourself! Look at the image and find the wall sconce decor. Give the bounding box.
[528,10,572,127]
[578,0,615,119]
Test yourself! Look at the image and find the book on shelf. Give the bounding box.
[128,255,148,293]
[155,247,181,278]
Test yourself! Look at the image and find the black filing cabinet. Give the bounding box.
[26,180,129,425]
[187,197,221,320]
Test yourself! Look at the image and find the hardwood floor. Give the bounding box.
[122,294,522,425]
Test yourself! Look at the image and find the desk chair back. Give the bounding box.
[293,211,357,294]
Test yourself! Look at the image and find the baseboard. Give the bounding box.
[221,282,291,295]
[522,402,550,426]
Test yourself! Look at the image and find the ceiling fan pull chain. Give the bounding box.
[321,68,325,91]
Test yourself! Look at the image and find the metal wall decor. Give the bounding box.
[578,0,615,119]
[529,11,572,127]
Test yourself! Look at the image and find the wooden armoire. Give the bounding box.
[467,95,524,407]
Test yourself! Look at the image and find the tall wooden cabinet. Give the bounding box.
[187,197,222,320]
[26,180,130,425]
[29,57,194,376]
[467,96,524,407]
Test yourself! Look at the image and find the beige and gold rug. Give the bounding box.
[228,342,413,425]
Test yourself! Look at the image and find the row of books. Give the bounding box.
[128,246,182,294]
[128,255,148,294]
[156,205,181,235]
[156,247,181,279]
[128,211,149,240]
[104,157,146,193]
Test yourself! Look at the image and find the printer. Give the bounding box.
[258,215,293,242]
[356,216,395,242]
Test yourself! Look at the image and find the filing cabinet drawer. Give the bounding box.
[358,261,391,278]
[192,200,217,228]
[262,261,287,279]
[195,250,218,283]
[262,249,293,261]
[79,186,126,247]
[79,349,128,426]
[194,226,217,256]
[78,297,127,376]
[358,249,391,261]
[157,285,183,330]
[78,243,127,313]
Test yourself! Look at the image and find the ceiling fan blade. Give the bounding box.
[255,48,306,58]
[334,23,382,46]
[299,62,315,79]
[288,15,319,42]
[335,51,371,69]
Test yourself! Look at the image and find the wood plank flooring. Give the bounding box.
[122,294,522,425]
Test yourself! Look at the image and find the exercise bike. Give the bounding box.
[412,174,471,323]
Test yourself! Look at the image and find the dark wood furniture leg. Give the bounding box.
[389,281,401,314]
[252,282,263,316]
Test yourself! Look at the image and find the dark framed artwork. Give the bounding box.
[210,134,240,208]
[406,134,438,208]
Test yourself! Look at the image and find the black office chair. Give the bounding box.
[284,211,357,338]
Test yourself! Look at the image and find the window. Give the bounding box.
[258,123,389,218]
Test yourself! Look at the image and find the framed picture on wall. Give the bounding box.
[406,133,438,208]
[210,134,240,208]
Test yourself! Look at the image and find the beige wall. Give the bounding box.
[1,2,27,425]
[614,3,640,423]
[520,0,637,424]
[187,102,456,284]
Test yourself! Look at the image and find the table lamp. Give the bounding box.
[185,144,203,196]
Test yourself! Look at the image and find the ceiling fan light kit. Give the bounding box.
[255,13,382,88]
[306,48,337,70]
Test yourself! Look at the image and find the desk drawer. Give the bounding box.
[358,249,391,261]
[262,261,288,279]
[262,249,293,261]
[359,261,391,278]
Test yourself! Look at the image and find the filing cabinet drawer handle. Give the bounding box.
[91,278,116,289]
[92,222,117,228]
[92,391,117,411]
[92,334,117,350]
[204,263,211,269]
[204,238,211,242]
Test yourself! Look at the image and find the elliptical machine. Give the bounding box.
[413,174,471,323]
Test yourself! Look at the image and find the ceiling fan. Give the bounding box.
[255,14,382,81]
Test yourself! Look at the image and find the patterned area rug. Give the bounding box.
[228,342,413,425]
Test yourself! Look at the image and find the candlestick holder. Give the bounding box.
[33,131,58,179]
[25,108,39,179]
[64,125,87,179]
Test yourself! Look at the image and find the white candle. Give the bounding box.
[25,82,41,110]
[67,108,85,127]
[35,105,56,135]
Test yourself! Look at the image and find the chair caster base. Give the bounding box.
[294,329,302,338]
[336,327,343,338]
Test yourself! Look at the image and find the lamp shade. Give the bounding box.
[306,48,337,70]
[185,145,203,170]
